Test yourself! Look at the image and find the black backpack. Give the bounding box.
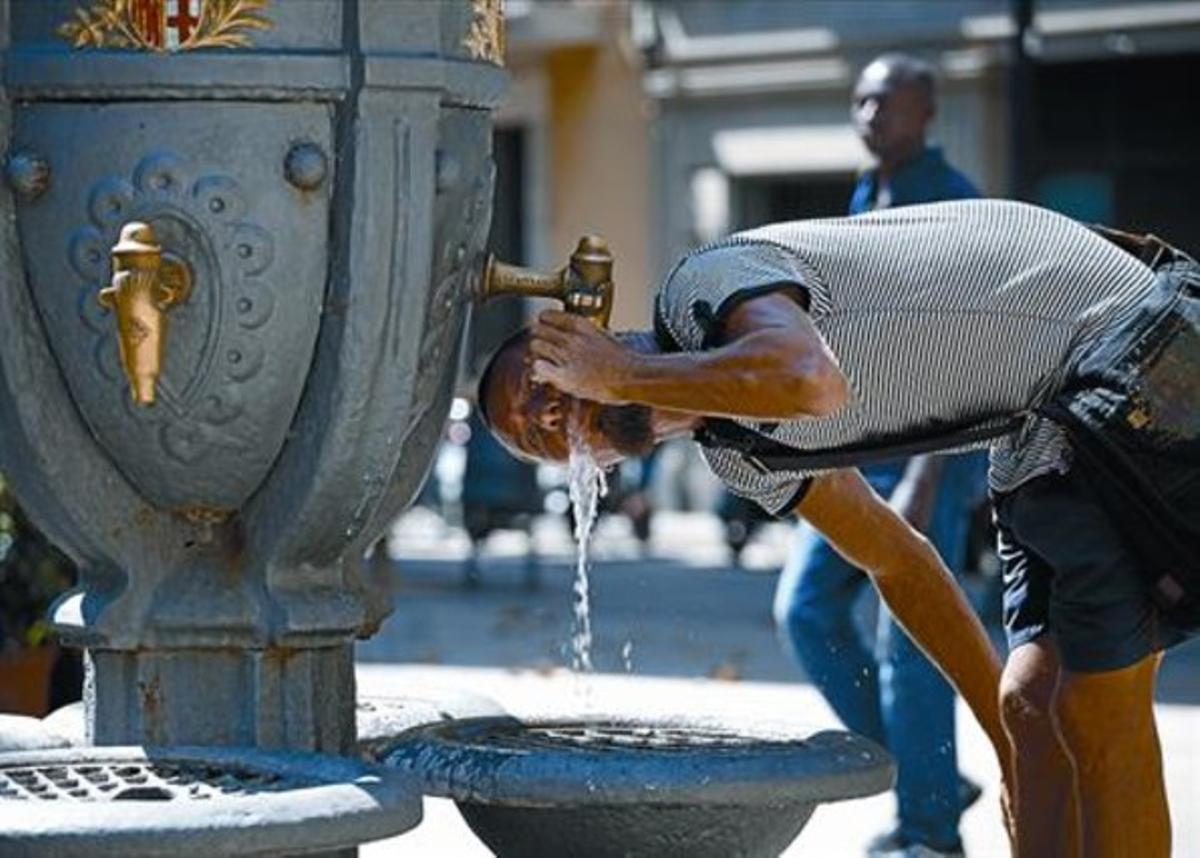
[1038,248,1200,629]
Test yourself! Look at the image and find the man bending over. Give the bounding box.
[477,199,1199,858]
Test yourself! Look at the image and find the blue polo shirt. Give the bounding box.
[849,145,979,214]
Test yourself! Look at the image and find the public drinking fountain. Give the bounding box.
[0,0,892,854]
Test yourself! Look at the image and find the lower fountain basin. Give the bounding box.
[385,714,894,858]
[356,687,507,760]
[0,745,422,857]
[29,685,508,759]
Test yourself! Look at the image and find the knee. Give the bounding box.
[999,673,1058,750]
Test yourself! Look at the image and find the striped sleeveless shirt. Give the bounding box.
[654,200,1156,514]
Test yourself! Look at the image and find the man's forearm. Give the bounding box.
[527,292,848,417]
[798,471,1008,766]
[872,537,1007,755]
[608,329,846,419]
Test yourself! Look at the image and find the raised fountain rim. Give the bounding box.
[384,714,895,808]
[0,745,421,857]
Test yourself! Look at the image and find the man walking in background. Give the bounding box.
[772,53,986,857]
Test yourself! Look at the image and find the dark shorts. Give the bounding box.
[994,465,1191,673]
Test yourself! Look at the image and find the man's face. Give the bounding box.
[483,333,656,467]
[852,62,932,161]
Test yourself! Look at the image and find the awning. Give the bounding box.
[712,125,868,176]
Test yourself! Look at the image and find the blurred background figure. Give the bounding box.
[771,53,987,858]
[718,491,770,568]
[847,54,977,210]
[460,404,544,589]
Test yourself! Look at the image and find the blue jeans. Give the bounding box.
[773,454,986,850]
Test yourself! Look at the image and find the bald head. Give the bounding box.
[853,53,937,168]
[477,328,561,463]
[861,53,935,101]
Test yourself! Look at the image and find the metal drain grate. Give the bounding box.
[0,761,319,802]
[480,724,806,754]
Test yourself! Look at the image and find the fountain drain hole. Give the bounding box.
[113,786,174,801]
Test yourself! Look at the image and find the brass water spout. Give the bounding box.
[98,222,193,405]
[480,235,614,327]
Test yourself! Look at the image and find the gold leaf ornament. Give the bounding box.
[59,0,142,50]
[59,0,272,52]
[190,0,272,50]
[464,0,505,66]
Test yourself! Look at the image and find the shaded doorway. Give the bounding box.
[730,173,856,231]
[1030,53,1200,250]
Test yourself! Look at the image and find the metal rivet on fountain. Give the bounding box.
[4,151,50,201]
[435,150,462,193]
[284,142,328,191]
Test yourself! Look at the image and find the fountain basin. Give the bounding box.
[0,745,421,857]
[31,687,509,761]
[384,714,894,858]
[356,689,508,760]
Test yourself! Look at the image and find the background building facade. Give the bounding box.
[474,0,1200,371]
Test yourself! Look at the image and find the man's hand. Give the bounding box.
[529,310,632,403]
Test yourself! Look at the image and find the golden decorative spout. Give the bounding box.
[480,235,614,328]
[98,222,193,405]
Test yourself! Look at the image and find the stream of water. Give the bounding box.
[566,435,607,676]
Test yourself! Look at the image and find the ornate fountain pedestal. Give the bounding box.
[1,0,506,852]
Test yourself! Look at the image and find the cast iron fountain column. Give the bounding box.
[0,0,505,754]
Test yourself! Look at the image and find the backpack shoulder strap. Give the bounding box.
[696,414,1022,474]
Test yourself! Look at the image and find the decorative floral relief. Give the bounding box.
[72,150,278,465]
[59,0,271,53]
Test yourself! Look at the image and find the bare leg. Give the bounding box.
[999,638,1079,857]
[1055,652,1168,858]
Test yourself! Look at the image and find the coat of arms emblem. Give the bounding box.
[59,0,272,52]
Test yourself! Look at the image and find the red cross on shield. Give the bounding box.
[165,0,202,46]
